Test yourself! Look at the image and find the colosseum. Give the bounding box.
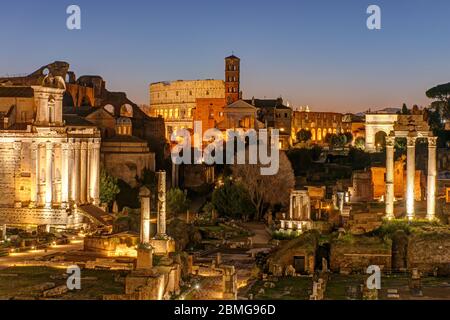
[149,80,225,138]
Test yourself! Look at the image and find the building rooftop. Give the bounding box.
[0,86,34,98]
[103,134,147,143]
[63,114,96,127]
[245,98,291,110]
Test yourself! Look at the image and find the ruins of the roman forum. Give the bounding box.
[0,55,448,301]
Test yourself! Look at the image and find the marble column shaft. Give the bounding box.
[61,142,70,207]
[80,142,88,204]
[427,137,437,220]
[89,141,101,205]
[157,171,167,236]
[30,142,38,207]
[73,141,81,205]
[140,188,151,244]
[406,136,416,220]
[45,142,53,208]
[385,136,395,219]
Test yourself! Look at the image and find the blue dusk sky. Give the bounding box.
[1,0,450,113]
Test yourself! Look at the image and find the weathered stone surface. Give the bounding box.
[26,282,56,292]
[407,230,450,275]
[268,230,319,275]
[43,285,68,298]
[284,265,296,277]
[330,236,391,273]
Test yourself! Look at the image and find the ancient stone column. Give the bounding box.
[306,195,311,220]
[87,141,92,203]
[385,136,395,219]
[427,137,437,221]
[289,192,293,220]
[61,142,70,208]
[222,266,237,300]
[406,136,417,220]
[92,140,101,205]
[296,195,301,220]
[45,142,53,208]
[140,186,151,244]
[156,171,167,237]
[80,141,88,204]
[29,142,38,208]
[73,141,81,205]
[69,142,75,205]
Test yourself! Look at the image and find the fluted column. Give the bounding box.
[45,142,53,208]
[385,136,395,219]
[406,136,417,220]
[61,142,70,208]
[427,137,437,221]
[29,142,38,208]
[80,141,88,204]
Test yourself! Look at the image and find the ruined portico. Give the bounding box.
[280,190,312,233]
[384,115,437,221]
[0,74,101,229]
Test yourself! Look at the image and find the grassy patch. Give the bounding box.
[371,219,450,239]
[250,277,312,300]
[272,231,303,240]
[0,266,124,300]
[325,274,366,300]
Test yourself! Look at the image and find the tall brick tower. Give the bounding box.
[225,55,240,104]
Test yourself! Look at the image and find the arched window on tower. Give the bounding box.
[48,96,55,123]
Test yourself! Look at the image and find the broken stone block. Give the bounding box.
[263,282,276,289]
[284,265,296,277]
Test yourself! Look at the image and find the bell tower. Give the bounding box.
[225,55,240,104]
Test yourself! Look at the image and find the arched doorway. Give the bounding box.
[375,131,387,151]
[80,96,92,107]
[63,92,75,107]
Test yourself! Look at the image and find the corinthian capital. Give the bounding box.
[406,136,417,146]
[386,136,395,147]
[428,136,438,147]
